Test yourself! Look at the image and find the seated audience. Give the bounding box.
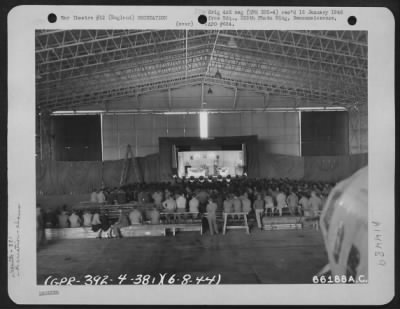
[232,194,242,213]
[176,192,187,212]
[129,207,143,224]
[44,209,58,228]
[189,194,200,219]
[196,190,209,213]
[111,209,130,238]
[68,209,81,228]
[90,189,98,203]
[241,193,252,214]
[162,195,177,223]
[264,193,274,216]
[82,209,93,227]
[96,189,106,204]
[276,189,287,216]
[286,190,299,215]
[149,207,161,225]
[99,212,112,238]
[152,190,163,209]
[116,187,127,204]
[298,193,309,216]
[57,205,69,228]
[223,195,233,213]
[91,210,102,237]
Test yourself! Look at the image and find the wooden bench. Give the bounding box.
[120,225,167,237]
[45,227,98,240]
[262,216,303,230]
[222,212,250,234]
[167,223,203,236]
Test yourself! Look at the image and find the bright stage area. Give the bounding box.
[177,150,244,178]
[37,229,327,285]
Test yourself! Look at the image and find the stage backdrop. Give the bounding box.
[158,136,260,181]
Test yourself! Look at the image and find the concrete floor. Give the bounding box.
[37,229,327,285]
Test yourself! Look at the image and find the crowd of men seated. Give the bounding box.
[39,177,333,236]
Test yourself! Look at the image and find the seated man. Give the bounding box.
[129,207,143,225]
[57,206,69,228]
[90,189,98,203]
[232,194,242,219]
[189,195,200,219]
[149,207,161,225]
[162,196,177,223]
[152,190,163,209]
[298,193,309,216]
[286,190,299,215]
[82,209,93,227]
[241,193,252,214]
[111,209,130,238]
[96,189,106,204]
[275,189,288,216]
[175,192,187,222]
[44,209,58,228]
[176,192,187,212]
[91,210,102,237]
[116,188,127,204]
[223,195,233,213]
[68,209,81,228]
[264,194,274,216]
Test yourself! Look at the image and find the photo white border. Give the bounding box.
[7,5,395,305]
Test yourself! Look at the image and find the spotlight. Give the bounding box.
[207,87,213,94]
[214,70,222,79]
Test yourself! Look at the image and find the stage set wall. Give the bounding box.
[102,111,300,160]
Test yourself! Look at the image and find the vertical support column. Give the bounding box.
[298,111,302,156]
[358,110,361,153]
[100,113,104,161]
[40,110,54,160]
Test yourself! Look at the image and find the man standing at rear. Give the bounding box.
[206,197,219,235]
[276,188,287,216]
[253,194,265,229]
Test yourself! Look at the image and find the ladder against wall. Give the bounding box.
[120,144,143,185]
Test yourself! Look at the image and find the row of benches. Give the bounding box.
[45,222,203,240]
[44,214,311,241]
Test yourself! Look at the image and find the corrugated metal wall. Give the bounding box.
[102,111,300,160]
[348,104,368,154]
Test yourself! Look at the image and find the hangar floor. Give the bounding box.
[37,229,327,285]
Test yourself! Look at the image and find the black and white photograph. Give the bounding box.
[7,5,395,306]
[34,28,368,285]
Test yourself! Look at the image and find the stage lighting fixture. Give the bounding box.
[214,70,222,79]
[207,87,213,94]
